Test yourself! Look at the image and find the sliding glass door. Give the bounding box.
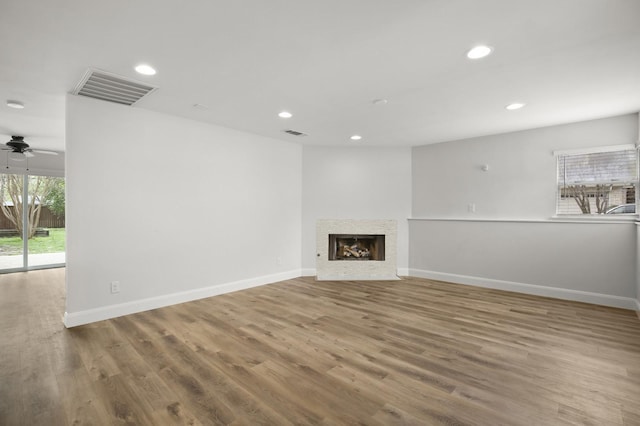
[0,173,25,271]
[0,173,65,272]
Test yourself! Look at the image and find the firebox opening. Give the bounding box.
[328,234,385,261]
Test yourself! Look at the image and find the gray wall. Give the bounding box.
[412,114,637,220]
[410,114,639,308]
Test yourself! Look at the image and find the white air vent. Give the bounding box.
[284,129,308,137]
[72,68,157,106]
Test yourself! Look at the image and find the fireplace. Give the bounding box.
[329,234,385,261]
[316,219,398,281]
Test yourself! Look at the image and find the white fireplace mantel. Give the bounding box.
[316,219,399,281]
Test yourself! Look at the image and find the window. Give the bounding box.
[0,173,65,272]
[556,145,638,215]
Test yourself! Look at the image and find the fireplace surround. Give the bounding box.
[316,219,398,280]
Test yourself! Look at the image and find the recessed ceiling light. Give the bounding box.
[6,100,24,109]
[350,135,362,141]
[505,102,526,110]
[372,98,388,106]
[466,45,493,59]
[278,111,292,118]
[134,64,156,76]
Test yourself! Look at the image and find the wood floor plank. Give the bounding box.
[2,269,640,425]
[55,368,112,426]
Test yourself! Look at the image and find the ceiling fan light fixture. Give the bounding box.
[3,135,55,158]
[8,151,25,162]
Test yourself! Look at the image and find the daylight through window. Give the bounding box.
[556,146,638,215]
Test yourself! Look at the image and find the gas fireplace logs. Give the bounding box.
[342,244,370,258]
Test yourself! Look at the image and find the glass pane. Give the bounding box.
[27,176,65,267]
[0,173,25,270]
[557,149,638,215]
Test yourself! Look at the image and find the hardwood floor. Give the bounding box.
[2,269,640,425]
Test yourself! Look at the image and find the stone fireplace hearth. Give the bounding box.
[316,219,398,281]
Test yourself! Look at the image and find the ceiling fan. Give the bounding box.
[2,135,58,158]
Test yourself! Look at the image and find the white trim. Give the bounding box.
[550,215,637,223]
[408,217,635,225]
[553,144,636,156]
[301,268,316,277]
[397,267,410,277]
[408,268,637,310]
[62,268,640,327]
[63,269,301,328]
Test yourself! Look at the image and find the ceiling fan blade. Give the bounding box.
[32,150,59,156]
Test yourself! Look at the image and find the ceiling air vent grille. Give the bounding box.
[72,68,157,106]
[283,129,308,137]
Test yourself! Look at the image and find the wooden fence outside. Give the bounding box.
[0,206,65,230]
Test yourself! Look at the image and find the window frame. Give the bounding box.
[554,144,638,218]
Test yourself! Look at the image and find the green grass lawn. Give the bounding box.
[0,228,66,255]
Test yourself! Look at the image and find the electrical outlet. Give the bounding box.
[277,256,283,265]
[110,281,120,294]
[468,203,476,213]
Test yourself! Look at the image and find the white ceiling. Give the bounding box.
[1,0,639,152]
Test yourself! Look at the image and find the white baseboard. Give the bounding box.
[409,268,637,310]
[63,268,640,327]
[63,269,302,328]
[397,268,410,277]
[301,268,316,277]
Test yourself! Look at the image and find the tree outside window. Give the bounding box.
[0,175,61,239]
[557,148,637,215]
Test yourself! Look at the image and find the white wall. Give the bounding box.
[410,114,639,308]
[65,95,302,326]
[301,146,412,275]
